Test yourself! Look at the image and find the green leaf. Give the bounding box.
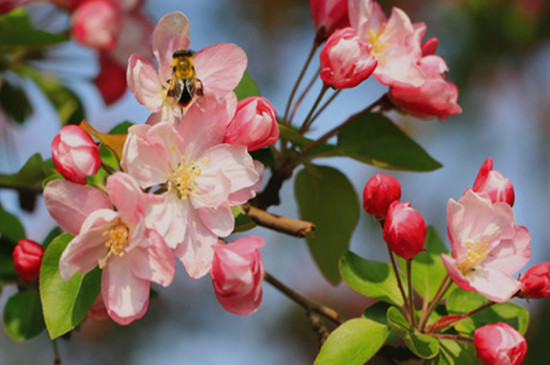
[295,165,359,284]
[108,121,134,134]
[0,80,32,124]
[231,206,256,233]
[279,123,314,149]
[0,238,17,281]
[0,153,57,191]
[426,340,481,365]
[340,251,404,306]
[314,318,389,365]
[446,288,529,335]
[0,204,25,244]
[363,302,399,343]
[3,290,45,340]
[249,147,275,169]
[387,306,440,359]
[337,113,442,171]
[234,72,260,100]
[36,80,84,126]
[0,8,69,46]
[42,227,62,250]
[40,233,101,339]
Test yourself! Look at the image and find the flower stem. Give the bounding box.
[427,301,496,333]
[283,41,320,126]
[264,271,344,325]
[299,85,329,134]
[388,246,410,320]
[52,339,62,365]
[305,88,341,129]
[288,66,321,126]
[426,333,474,345]
[419,275,452,331]
[407,260,417,329]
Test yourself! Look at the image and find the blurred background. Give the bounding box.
[1,0,550,363]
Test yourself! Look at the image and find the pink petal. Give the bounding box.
[192,170,232,208]
[227,160,264,206]
[44,180,111,235]
[152,12,191,83]
[102,257,151,325]
[127,229,175,287]
[193,43,247,96]
[127,54,163,112]
[441,253,477,292]
[483,225,531,274]
[198,203,234,237]
[106,172,146,223]
[467,267,521,303]
[146,193,188,249]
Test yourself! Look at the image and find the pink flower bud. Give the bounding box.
[0,0,29,14]
[71,0,121,52]
[383,201,426,260]
[474,322,527,365]
[94,55,127,105]
[52,125,101,185]
[210,237,265,316]
[310,0,350,42]
[520,262,550,299]
[472,157,515,207]
[224,97,279,151]
[12,239,44,281]
[421,37,439,56]
[362,173,401,220]
[320,27,377,89]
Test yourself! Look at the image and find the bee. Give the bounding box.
[166,49,204,108]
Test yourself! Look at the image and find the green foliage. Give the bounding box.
[231,205,256,233]
[279,123,314,149]
[234,72,260,100]
[446,288,529,335]
[295,165,359,284]
[340,251,404,306]
[336,113,442,171]
[386,306,440,359]
[3,290,45,340]
[0,80,32,124]
[34,78,85,126]
[363,301,399,343]
[0,8,69,46]
[108,121,134,134]
[425,339,482,365]
[314,318,389,365]
[249,147,275,169]
[40,234,101,339]
[0,204,25,244]
[0,153,57,191]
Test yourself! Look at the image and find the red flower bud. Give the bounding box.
[12,239,44,281]
[94,54,127,105]
[309,0,350,42]
[474,322,527,365]
[383,201,426,260]
[362,173,401,219]
[71,0,122,52]
[520,262,550,299]
[472,157,515,206]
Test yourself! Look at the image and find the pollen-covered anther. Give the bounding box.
[366,25,389,61]
[457,239,490,274]
[168,156,203,200]
[98,220,130,268]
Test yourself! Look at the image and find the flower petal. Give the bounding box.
[106,172,146,223]
[198,203,234,237]
[127,229,175,287]
[127,54,163,112]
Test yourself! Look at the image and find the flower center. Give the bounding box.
[366,25,389,61]
[167,155,208,200]
[98,220,129,269]
[457,239,489,274]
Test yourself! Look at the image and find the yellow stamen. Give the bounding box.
[457,239,490,274]
[98,221,129,268]
[366,25,389,61]
[167,155,203,200]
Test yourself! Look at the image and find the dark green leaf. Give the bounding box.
[387,306,440,359]
[234,72,260,100]
[3,290,45,340]
[363,301,399,343]
[108,121,134,134]
[40,233,101,339]
[446,288,529,335]
[0,153,57,191]
[0,80,32,124]
[0,9,69,46]
[341,251,404,306]
[279,123,313,149]
[295,166,359,284]
[337,113,442,171]
[249,147,274,169]
[0,204,25,244]
[231,205,256,233]
[314,318,389,365]
[0,237,17,281]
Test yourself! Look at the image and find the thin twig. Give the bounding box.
[388,247,410,320]
[427,301,496,333]
[406,260,417,329]
[52,339,62,365]
[426,333,474,345]
[299,85,328,134]
[419,275,452,331]
[242,204,315,237]
[288,66,321,126]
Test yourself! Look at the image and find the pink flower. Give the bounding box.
[441,190,531,302]
[211,237,264,315]
[474,322,527,365]
[383,201,426,260]
[309,0,350,42]
[94,54,127,105]
[520,262,550,299]
[472,157,515,207]
[319,27,377,89]
[362,173,401,220]
[224,96,279,151]
[348,0,424,87]
[121,95,263,279]
[12,239,44,281]
[109,10,153,68]
[51,125,101,185]
[71,0,122,52]
[127,11,247,124]
[44,173,176,325]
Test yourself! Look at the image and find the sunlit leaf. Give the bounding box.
[387,306,439,359]
[0,153,57,191]
[295,165,359,284]
[0,8,69,46]
[231,205,256,233]
[234,72,260,100]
